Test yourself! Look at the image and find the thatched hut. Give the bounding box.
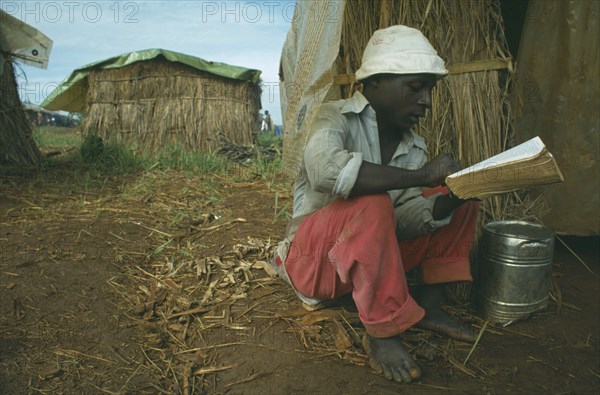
[280,0,599,236]
[0,10,52,167]
[43,49,262,153]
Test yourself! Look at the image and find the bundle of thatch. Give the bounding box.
[84,58,261,153]
[0,58,42,166]
[337,0,531,224]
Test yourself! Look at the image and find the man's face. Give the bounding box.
[369,73,438,133]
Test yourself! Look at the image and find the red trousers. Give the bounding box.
[282,189,479,338]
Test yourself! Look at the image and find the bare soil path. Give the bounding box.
[1,161,598,394]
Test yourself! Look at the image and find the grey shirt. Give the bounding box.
[292,90,453,241]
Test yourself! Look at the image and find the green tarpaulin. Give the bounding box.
[41,48,261,113]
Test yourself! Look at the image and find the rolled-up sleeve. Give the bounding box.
[392,190,454,240]
[304,105,363,199]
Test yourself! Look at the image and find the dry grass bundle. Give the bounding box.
[0,59,42,166]
[340,0,517,221]
[83,58,261,153]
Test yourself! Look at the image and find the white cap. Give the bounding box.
[355,25,448,81]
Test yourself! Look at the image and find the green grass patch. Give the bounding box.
[75,140,229,176]
[28,128,281,189]
[33,126,81,148]
[152,144,229,173]
[36,138,146,186]
[38,132,229,177]
[80,139,147,175]
[256,131,282,149]
[251,149,282,185]
[254,132,285,187]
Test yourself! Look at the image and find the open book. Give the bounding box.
[445,137,564,199]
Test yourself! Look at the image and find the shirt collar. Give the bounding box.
[391,131,427,159]
[341,90,370,114]
[341,90,428,153]
[411,132,428,152]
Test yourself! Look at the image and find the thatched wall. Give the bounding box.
[83,58,261,153]
[337,0,534,224]
[0,58,42,166]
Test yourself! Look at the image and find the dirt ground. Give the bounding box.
[1,154,598,394]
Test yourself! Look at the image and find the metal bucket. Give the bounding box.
[477,220,555,325]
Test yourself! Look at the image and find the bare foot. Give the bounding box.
[414,283,476,342]
[362,334,421,383]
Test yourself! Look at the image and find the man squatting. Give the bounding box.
[273,25,480,383]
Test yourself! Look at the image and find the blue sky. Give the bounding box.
[1,0,294,124]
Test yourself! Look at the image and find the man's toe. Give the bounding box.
[382,365,393,381]
[395,366,411,383]
[369,360,382,374]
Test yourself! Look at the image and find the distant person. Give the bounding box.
[261,110,272,132]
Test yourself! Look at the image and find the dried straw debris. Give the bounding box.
[215,133,278,165]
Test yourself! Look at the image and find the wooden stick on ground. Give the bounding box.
[464,320,488,365]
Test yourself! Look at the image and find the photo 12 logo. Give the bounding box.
[199,1,295,23]
[18,81,60,104]
[197,1,340,24]
[1,1,140,24]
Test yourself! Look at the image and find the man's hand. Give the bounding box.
[421,154,462,187]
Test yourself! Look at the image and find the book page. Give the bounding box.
[447,136,545,179]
